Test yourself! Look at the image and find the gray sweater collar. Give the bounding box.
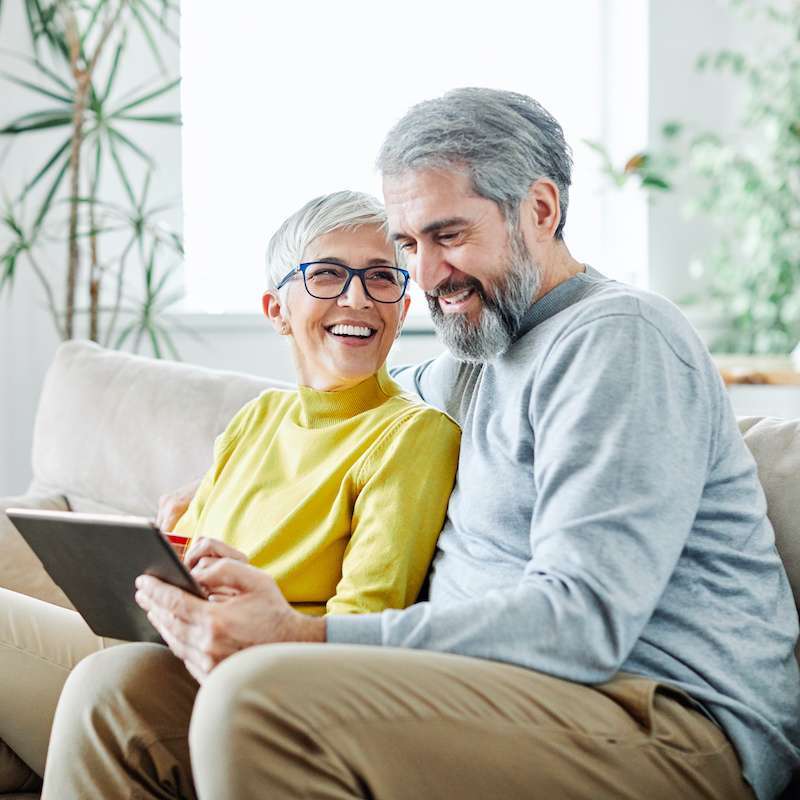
[512,265,606,342]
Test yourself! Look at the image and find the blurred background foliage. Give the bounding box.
[586,0,800,355]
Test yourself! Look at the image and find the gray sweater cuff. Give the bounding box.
[326,612,383,646]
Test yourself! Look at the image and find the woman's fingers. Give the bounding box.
[156,478,202,532]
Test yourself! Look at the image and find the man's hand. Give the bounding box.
[134,559,326,683]
[184,537,249,602]
[184,536,248,571]
[156,478,202,532]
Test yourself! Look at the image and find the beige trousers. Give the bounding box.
[0,586,120,793]
[41,641,755,800]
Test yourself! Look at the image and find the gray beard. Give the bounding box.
[427,227,542,362]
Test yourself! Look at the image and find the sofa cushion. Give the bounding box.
[738,416,800,672]
[29,341,290,517]
[738,417,800,613]
[0,494,72,608]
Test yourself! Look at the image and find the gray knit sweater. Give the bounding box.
[327,268,800,799]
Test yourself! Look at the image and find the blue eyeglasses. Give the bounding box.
[276,261,410,304]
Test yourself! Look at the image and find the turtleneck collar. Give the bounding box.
[296,364,396,429]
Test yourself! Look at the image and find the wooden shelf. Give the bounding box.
[714,355,800,386]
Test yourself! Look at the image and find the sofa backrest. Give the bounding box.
[27,343,800,625]
[739,417,800,614]
[29,340,291,516]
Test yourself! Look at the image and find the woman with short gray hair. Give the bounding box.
[0,190,461,793]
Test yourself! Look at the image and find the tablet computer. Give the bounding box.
[6,508,206,643]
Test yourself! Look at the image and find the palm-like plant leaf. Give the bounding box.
[90,135,102,197]
[23,0,69,60]
[79,0,110,50]
[154,323,180,360]
[19,135,71,198]
[0,70,72,103]
[100,27,125,102]
[128,0,165,72]
[33,154,69,231]
[110,76,180,116]
[0,205,28,291]
[116,112,180,124]
[0,111,72,133]
[0,51,73,93]
[107,125,154,163]
[105,129,136,205]
[135,0,179,44]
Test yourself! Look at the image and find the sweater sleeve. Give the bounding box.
[325,409,461,615]
[390,354,465,416]
[327,313,714,682]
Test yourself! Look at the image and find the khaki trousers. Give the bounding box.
[0,586,120,793]
[41,641,755,800]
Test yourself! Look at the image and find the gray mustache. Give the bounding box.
[426,279,484,300]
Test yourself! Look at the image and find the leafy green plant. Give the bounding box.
[0,0,188,357]
[586,1,800,354]
[582,128,679,193]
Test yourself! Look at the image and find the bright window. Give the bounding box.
[180,1,648,316]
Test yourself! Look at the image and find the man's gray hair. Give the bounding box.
[377,87,573,239]
[265,191,387,291]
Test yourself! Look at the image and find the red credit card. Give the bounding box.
[165,533,191,560]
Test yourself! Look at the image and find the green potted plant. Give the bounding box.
[0,0,191,358]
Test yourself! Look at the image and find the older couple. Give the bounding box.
[7,87,800,800]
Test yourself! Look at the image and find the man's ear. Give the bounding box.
[524,178,561,241]
[395,294,411,340]
[262,291,291,335]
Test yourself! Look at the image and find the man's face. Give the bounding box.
[383,169,542,362]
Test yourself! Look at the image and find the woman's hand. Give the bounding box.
[156,478,202,532]
[135,560,326,683]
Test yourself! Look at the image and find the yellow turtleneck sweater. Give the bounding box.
[174,366,460,616]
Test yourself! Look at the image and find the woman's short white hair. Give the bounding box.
[265,191,388,293]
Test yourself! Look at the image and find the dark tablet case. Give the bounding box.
[6,508,205,643]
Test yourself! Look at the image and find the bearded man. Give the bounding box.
[42,88,799,800]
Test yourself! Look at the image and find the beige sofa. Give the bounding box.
[2,340,799,798]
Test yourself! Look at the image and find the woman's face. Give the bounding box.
[263,224,410,391]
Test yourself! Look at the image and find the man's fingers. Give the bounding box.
[192,558,266,594]
[135,575,205,622]
[149,612,211,679]
[185,538,248,570]
[193,556,219,572]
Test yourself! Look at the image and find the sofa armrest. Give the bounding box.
[0,494,73,609]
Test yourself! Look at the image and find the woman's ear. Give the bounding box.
[262,291,291,335]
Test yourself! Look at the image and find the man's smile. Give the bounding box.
[434,286,480,315]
